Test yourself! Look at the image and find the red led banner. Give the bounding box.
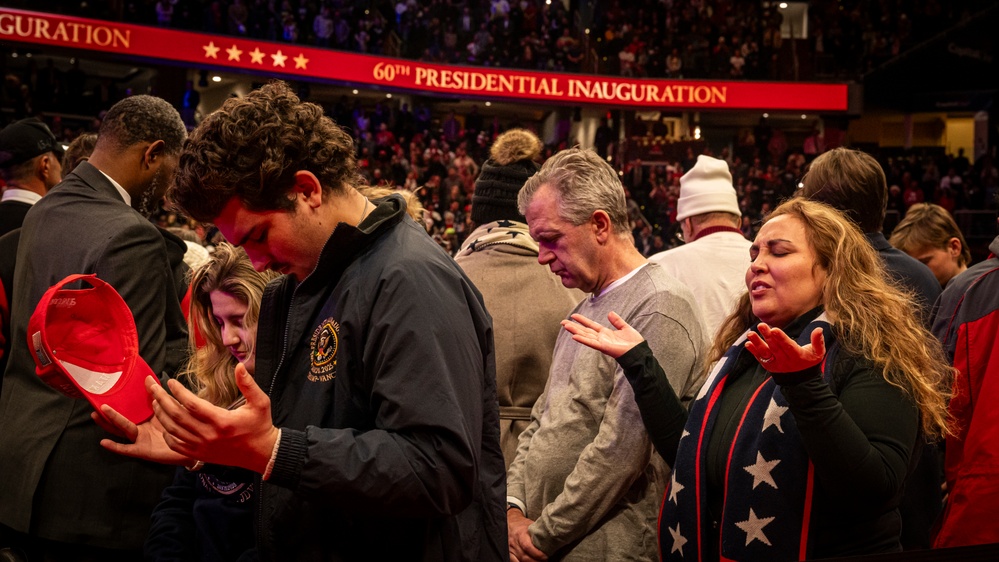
[0,8,849,112]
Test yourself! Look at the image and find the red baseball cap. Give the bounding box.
[28,274,155,424]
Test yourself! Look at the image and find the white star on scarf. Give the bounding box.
[681,429,690,440]
[735,508,776,546]
[669,523,688,555]
[761,398,788,433]
[743,452,781,489]
[669,472,685,504]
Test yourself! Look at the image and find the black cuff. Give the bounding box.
[771,363,823,386]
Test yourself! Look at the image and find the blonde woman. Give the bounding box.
[145,243,278,561]
[563,198,951,560]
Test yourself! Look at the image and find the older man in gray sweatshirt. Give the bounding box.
[506,148,708,562]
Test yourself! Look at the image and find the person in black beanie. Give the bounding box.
[456,129,583,468]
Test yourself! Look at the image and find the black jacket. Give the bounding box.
[252,195,506,561]
[0,161,188,548]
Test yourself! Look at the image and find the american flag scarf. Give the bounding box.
[660,313,835,561]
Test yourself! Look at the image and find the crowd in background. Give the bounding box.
[10,0,991,80]
[1,68,997,258]
[1,0,997,257]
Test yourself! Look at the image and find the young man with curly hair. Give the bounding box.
[112,81,506,561]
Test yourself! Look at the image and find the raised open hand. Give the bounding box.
[561,311,645,359]
[745,323,826,374]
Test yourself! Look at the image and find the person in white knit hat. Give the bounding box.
[649,154,751,340]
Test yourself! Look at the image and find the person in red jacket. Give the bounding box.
[931,228,999,548]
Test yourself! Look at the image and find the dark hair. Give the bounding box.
[170,81,358,222]
[799,147,887,233]
[96,95,186,155]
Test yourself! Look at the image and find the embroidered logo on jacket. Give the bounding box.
[199,474,254,504]
[309,318,339,382]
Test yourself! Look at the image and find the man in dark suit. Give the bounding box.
[0,119,65,398]
[0,95,189,560]
[0,118,64,237]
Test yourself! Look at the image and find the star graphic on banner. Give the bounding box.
[203,41,220,59]
[226,44,243,61]
[249,48,265,64]
[668,472,685,504]
[761,398,788,434]
[669,523,688,555]
[735,508,776,547]
[744,452,781,490]
[271,50,288,67]
[293,53,309,69]
[497,219,516,228]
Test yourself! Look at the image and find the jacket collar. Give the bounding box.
[64,160,128,205]
[298,193,407,291]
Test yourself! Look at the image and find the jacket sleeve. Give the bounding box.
[267,260,488,518]
[617,341,689,465]
[96,221,188,379]
[144,468,198,561]
[774,355,919,506]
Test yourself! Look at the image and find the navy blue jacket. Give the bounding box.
[252,195,506,561]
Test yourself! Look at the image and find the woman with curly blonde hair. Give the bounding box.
[145,243,278,561]
[563,198,952,561]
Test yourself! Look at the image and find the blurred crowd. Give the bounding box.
[9,0,992,80]
[2,68,996,259]
[2,0,996,256]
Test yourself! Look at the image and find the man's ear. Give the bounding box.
[591,209,613,243]
[37,153,55,179]
[946,237,962,257]
[142,140,167,169]
[292,170,324,208]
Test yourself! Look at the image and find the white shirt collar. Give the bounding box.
[97,169,131,207]
[593,262,648,299]
[1,188,43,206]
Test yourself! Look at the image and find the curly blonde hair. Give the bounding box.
[357,185,425,223]
[712,198,952,439]
[184,243,279,407]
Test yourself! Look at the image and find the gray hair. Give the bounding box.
[97,95,187,154]
[518,147,630,238]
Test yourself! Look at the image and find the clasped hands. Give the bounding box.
[94,363,279,474]
[507,508,548,562]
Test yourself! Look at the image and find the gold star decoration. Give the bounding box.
[293,53,309,69]
[271,50,288,67]
[226,45,243,62]
[203,41,220,59]
[249,48,265,64]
